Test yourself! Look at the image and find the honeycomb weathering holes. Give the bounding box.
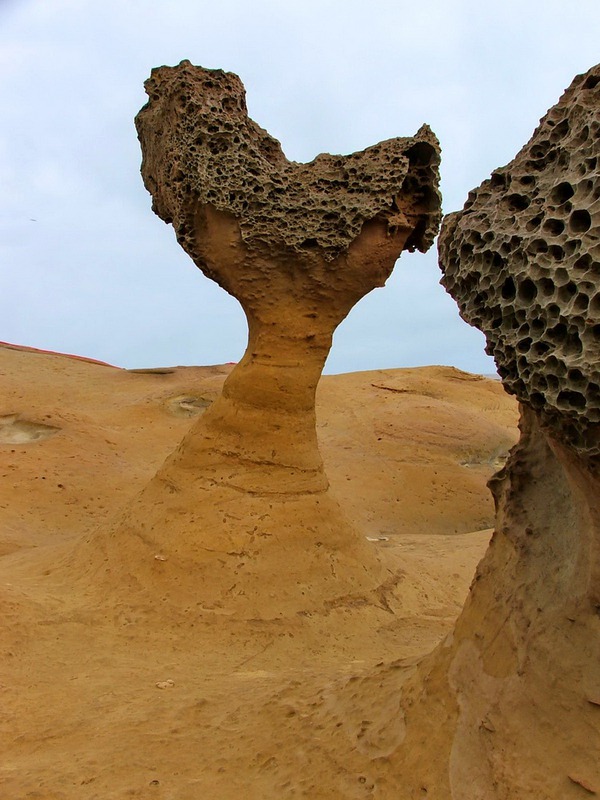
[135,62,442,265]
[133,62,442,494]
[439,63,600,458]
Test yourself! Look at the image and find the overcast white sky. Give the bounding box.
[1,0,598,373]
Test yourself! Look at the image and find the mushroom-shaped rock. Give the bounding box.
[75,62,441,617]
[133,62,440,497]
[132,61,440,496]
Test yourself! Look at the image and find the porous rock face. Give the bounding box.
[132,62,440,497]
[73,62,441,617]
[397,65,600,797]
[439,66,600,461]
[136,60,440,264]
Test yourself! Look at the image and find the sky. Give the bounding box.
[0,0,598,374]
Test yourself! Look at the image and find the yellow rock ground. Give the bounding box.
[0,344,518,799]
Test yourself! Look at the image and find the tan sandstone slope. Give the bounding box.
[0,345,516,799]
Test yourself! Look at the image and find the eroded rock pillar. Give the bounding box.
[134,62,440,497]
[396,63,600,797]
[77,62,441,616]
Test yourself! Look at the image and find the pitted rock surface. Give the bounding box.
[439,65,600,460]
[136,60,441,264]
[131,59,442,499]
[76,62,443,618]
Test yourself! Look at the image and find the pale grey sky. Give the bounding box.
[0,0,598,372]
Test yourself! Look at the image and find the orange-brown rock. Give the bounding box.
[134,61,440,493]
[388,63,600,797]
[0,345,518,800]
[67,62,440,616]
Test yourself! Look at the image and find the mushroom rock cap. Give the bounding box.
[439,64,600,461]
[135,60,441,263]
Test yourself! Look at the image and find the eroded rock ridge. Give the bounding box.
[418,64,600,797]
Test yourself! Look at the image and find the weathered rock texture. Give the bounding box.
[404,64,600,797]
[133,62,440,500]
[440,66,600,461]
[72,62,440,616]
[137,60,440,262]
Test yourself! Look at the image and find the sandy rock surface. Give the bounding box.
[429,63,600,799]
[0,344,517,798]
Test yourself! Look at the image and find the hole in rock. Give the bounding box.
[569,209,592,233]
[517,279,537,303]
[563,332,583,356]
[547,323,567,342]
[567,368,586,385]
[505,193,530,212]
[490,172,507,189]
[406,141,435,167]
[574,254,592,271]
[583,74,600,90]
[572,125,590,147]
[557,390,586,409]
[554,267,570,286]
[563,239,580,257]
[527,239,548,255]
[526,215,542,232]
[558,282,577,303]
[530,141,550,159]
[517,337,533,353]
[0,415,60,444]
[543,218,565,236]
[574,293,590,311]
[532,341,550,356]
[165,395,213,418]
[501,277,516,300]
[551,118,570,138]
[539,277,555,297]
[546,303,561,321]
[529,392,546,409]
